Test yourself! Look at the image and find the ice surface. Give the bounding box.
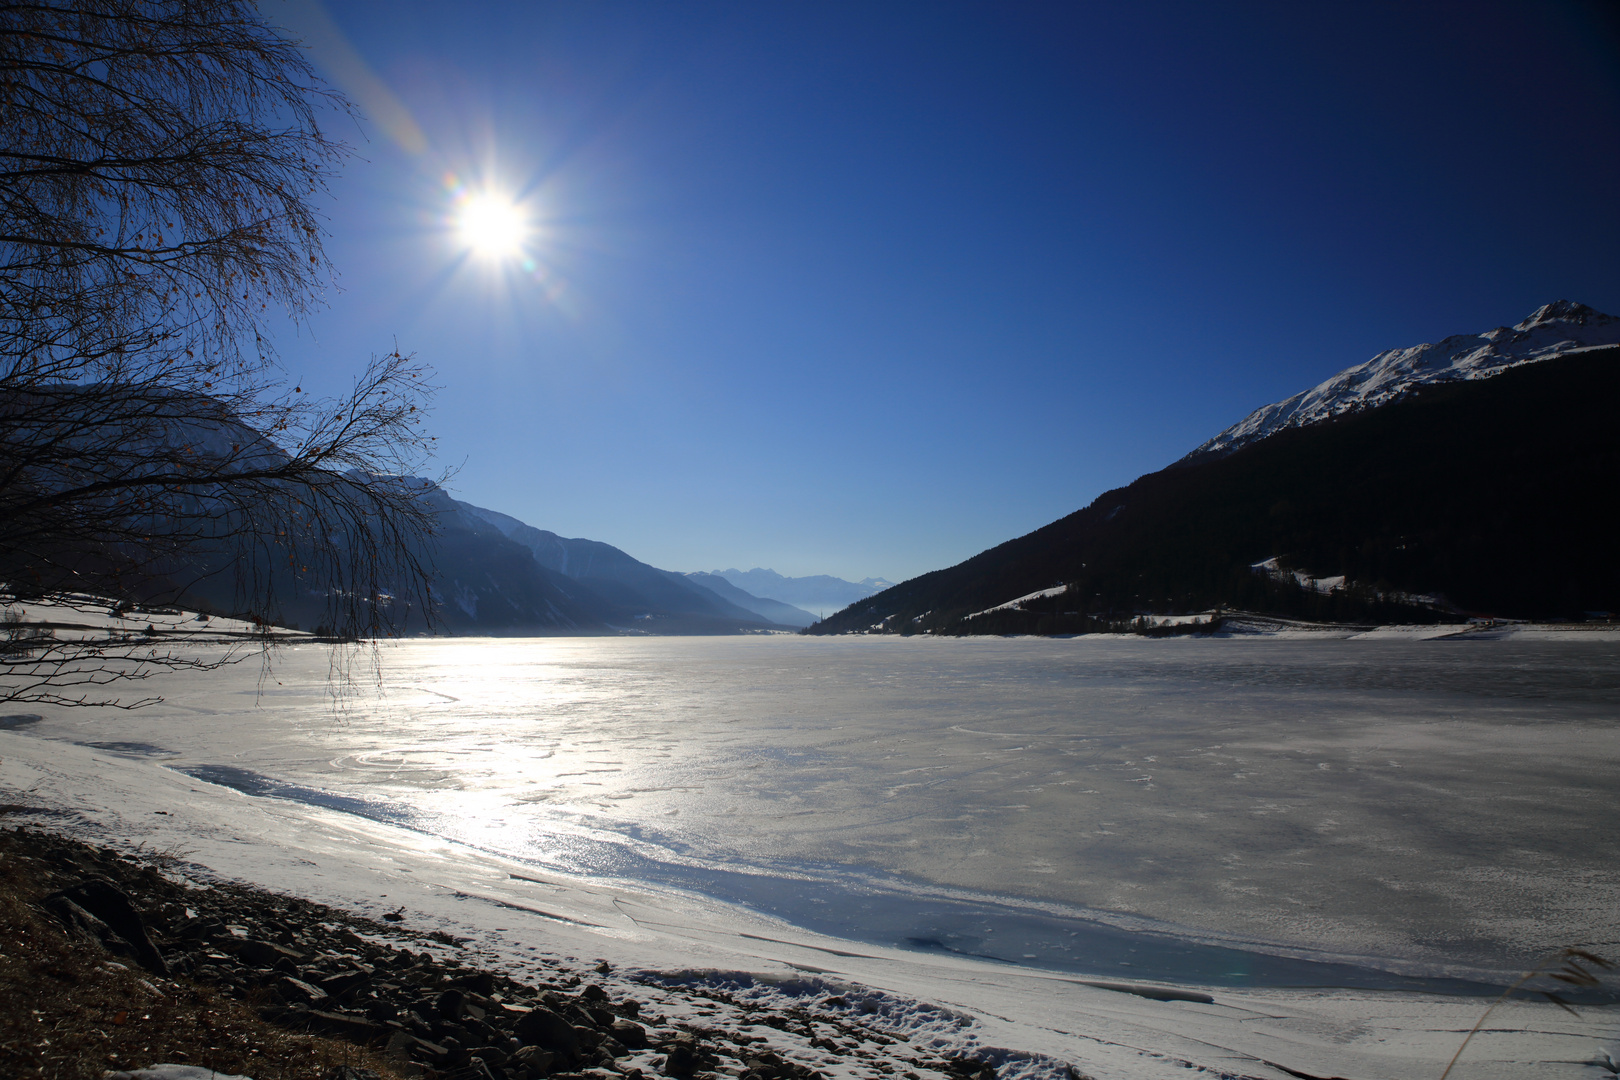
[3,634,1618,1078]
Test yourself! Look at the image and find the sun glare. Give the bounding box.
[455,191,528,259]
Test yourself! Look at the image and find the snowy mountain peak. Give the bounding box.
[1183,301,1620,462]
[1514,299,1614,331]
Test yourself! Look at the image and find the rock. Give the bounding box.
[439,988,470,1020]
[235,938,305,968]
[407,1035,451,1063]
[586,1005,616,1027]
[178,918,226,939]
[463,1043,509,1066]
[276,976,328,1005]
[561,1004,597,1031]
[514,1005,582,1057]
[512,1045,556,1074]
[661,1042,701,1079]
[45,878,168,974]
[320,968,372,997]
[610,1019,648,1049]
[106,1068,253,1080]
[463,1016,499,1044]
[365,999,399,1022]
[41,894,137,959]
[454,970,497,995]
[579,983,608,1003]
[423,1039,456,1064]
[456,1049,505,1075]
[446,1058,499,1080]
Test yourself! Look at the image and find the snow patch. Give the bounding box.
[964,587,1068,621]
[1249,556,1346,596]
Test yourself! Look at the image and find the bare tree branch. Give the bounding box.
[0,2,441,706]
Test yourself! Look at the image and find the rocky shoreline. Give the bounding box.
[0,823,1022,1080]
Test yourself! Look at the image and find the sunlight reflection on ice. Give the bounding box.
[75,635,1620,980]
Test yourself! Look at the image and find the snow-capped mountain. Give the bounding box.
[1183,300,1620,461]
[810,319,1620,635]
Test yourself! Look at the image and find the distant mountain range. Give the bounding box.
[180,484,833,636]
[707,568,894,615]
[149,444,882,635]
[410,508,902,634]
[682,573,819,628]
[809,302,1620,634]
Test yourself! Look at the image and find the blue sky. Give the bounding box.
[273,1,1620,583]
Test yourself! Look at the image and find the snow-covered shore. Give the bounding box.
[3,729,1615,1080]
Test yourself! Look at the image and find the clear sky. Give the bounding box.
[271,0,1620,583]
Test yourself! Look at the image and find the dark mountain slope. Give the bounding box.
[171,481,613,636]
[460,504,793,633]
[683,572,818,628]
[411,489,613,634]
[810,346,1620,635]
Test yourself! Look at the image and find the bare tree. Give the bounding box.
[0,1,440,706]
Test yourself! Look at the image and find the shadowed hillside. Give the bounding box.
[810,346,1620,635]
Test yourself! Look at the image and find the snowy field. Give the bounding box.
[3,633,1618,1078]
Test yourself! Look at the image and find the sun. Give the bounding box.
[455,191,528,259]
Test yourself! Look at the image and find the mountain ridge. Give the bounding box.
[682,572,818,628]
[454,502,794,633]
[709,567,894,613]
[1184,300,1620,462]
[808,331,1620,635]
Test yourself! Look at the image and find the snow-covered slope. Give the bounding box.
[1184,300,1620,461]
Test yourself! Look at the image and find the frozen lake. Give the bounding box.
[11,633,1618,990]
